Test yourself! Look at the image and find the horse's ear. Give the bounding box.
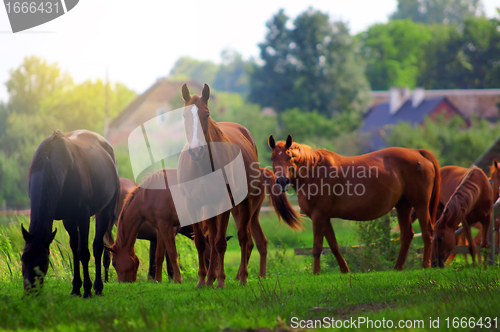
[202,84,210,104]
[104,245,115,253]
[494,159,499,169]
[285,134,293,149]
[21,224,32,243]
[46,228,57,246]
[181,84,191,102]
[268,135,276,150]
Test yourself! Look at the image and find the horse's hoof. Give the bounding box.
[94,290,103,296]
[216,282,225,289]
[239,279,248,286]
[70,291,81,297]
[83,291,92,299]
[340,267,350,273]
[235,274,241,281]
[196,281,206,288]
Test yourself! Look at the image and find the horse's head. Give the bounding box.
[21,224,57,292]
[268,134,296,193]
[431,211,456,268]
[106,245,139,282]
[181,83,211,161]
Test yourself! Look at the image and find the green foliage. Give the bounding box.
[0,57,136,207]
[391,0,484,25]
[249,8,370,116]
[418,16,500,89]
[358,20,432,90]
[387,115,499,166]
[169,56,219,86]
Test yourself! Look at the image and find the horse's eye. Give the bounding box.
[286,155,292,161]
[206,114,209,119]
[270,158,274,162]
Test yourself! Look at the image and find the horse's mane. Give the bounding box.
[288,142,334,167]
[440,166,481,227]
[489,161,499,200]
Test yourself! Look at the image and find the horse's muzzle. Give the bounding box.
[276,176,290,193]
[188,145,204,161]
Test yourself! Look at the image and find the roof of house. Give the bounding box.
[362,97,458,132]
[371,89,500,120]
[475,136,500,174]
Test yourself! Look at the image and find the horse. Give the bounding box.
[22,129,119,298]
[178,84,302,288]
[105,167,281,283]
[103,178,201,281]
[268,135,440,272]
[448,160,499,263]
[431,166,492,267]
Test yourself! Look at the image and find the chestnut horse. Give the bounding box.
[179,84,302,288]
[103,178,201,281]
[106,167,287,283]
[432,166,492,267]
[22,130,119,298]
[268,135,440,272]
[448,160,499,262]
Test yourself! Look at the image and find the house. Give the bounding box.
[107,78,203,146]
[371,88,500,121]
[361,87,466,151]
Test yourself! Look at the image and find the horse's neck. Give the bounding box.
[29,163,65,237]
[115,194,143,252]
[491,171,499,201]
[292,149,338,184]
[206,120,227,143]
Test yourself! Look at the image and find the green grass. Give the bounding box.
[1,214,499,331]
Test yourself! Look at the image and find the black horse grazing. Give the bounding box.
[22,129,119,298]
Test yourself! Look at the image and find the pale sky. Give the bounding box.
[0,0,498,102]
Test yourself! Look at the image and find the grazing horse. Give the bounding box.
[103,177,199,281]
[431,166,492,267]
[268,135,440,272]
[447,160,499,263]
[22,130,119,298]
[106,167,283,283]
[179,84,302,288]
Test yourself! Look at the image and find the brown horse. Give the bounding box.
[432,166,492,267]
[103,178,198,281]
[106,167,286,283]
[268,135,440,272]
[22,130,119,298]
[178,84,302,288]
[448,160,500,262]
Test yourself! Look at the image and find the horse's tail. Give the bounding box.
[419,150,441,226]
[260,167,304,230]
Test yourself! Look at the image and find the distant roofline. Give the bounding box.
[372,88,500,97]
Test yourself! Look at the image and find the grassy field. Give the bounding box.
[0,213,499,331]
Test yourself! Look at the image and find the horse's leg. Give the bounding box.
[103,222,114,283]
[463,218,477,265]
[394,200,414,270]
[149,240,157,280]
[311,213,327,274]
[164,240,174,280]
[205,216,218,287]
[192,221,207,288]
[157,220,182,283]
[77,212,92,298]
[324,219,349,273]
[215,211,230,288]
[250,211,267,278]
[478,212,492,263]
[63,219,81,296]
[93,201,114,296]
[236,199,252,285]
[154,232,165,282]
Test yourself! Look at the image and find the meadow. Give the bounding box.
[0,212,498,331]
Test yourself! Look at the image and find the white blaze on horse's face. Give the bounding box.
[190,105,200,149]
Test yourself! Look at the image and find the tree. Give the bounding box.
[418,16,500,89]
[5,56,72,115]
[358,20,432,90]
[391,0,484,25]
[212,49,250,94]
[169,57,219,86]
[249,8,370,116]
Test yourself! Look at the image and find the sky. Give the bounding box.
[0,0,498,102]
